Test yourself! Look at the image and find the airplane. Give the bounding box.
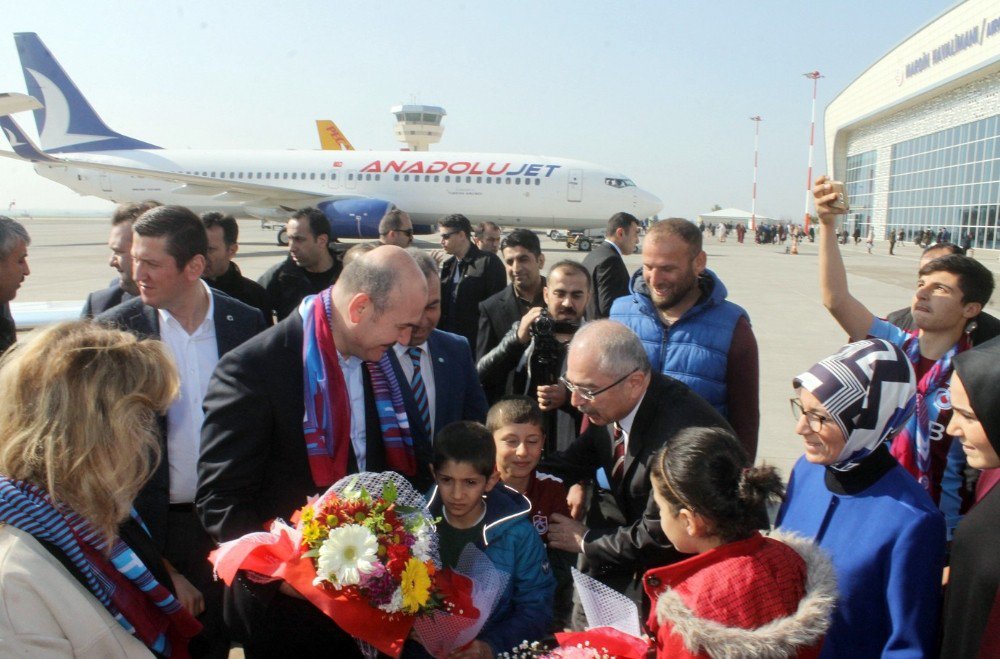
[1,33,662,242]
[316,120,354,150]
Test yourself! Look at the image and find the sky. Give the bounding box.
[0,1,953,220]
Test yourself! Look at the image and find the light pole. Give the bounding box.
[750,116,762,233]
[802,71,823,234]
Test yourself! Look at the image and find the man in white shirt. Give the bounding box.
[96,204,266,658]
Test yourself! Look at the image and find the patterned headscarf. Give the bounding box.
[793,339,917,471]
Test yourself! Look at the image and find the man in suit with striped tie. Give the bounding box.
[542,320,730,617]
[388,249,489,489]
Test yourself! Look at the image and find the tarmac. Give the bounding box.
[14,216,1000,480]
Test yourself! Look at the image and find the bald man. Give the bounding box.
[197,246,427,658]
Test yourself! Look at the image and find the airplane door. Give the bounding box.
[100,173,113,192]
[345,170,358,190]
[567,169,582,202]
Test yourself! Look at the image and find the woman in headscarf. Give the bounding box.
[777,339,946,658]
[939,336,1000,657]
[0,322,200,657]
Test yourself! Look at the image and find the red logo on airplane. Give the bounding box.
[333,161,343,168]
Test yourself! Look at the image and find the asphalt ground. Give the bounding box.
[15,216,1000,480]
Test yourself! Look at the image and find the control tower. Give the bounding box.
[391,104,446,151]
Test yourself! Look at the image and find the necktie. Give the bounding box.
[408,347,432,439]
[611,423,625,484]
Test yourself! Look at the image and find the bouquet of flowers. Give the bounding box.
[210,472,480,657]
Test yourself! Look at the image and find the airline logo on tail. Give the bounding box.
[14,32,159,153]
[316,120,354,150]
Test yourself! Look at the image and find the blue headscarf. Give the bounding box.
[794,339,916,471]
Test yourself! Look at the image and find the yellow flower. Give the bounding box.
[399,557,431,613]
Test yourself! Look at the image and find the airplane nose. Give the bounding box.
[635,188,663,219]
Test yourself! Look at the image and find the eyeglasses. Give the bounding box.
[399,228,414,237]
[560,369,638,402]
[790,398,828,433]
[439,231,459,240]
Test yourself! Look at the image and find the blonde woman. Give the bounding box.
[0,322,200,658]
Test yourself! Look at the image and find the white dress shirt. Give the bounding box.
[338,351,367,470]
[394,341,437,436]
[160,282,218,504]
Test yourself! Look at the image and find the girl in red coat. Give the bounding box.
[643,428,837,659]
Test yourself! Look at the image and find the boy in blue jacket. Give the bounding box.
[425,421,555,657]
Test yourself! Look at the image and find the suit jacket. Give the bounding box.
[81,283,137,319]
[582,241,629,319]
[542,373,731,575]
[95,291,266,550]
[439,243,506,352]
[476,281,545,403]
[387,329,488,472]
[196,312,407,652]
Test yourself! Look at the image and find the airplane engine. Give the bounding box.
[317,198,393,239]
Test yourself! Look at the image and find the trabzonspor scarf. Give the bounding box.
[794,339,916,471]
[891,330,970,492]
[0,477,201,657]
[301,290,416,487]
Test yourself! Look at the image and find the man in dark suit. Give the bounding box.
[476,228,546,402]
[196,246,427,658]
[96,205,266,658]
[387,250,488,483]
[438,213,506,352]
[81,201,158,318]
[582,212,641,319]
[544,320,730,613]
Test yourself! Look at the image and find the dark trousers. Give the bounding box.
[165,507,230,659]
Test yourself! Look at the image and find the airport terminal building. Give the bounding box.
[825,0,1000,248]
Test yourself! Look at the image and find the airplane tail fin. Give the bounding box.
[0,114,57,162]
[316,120,354,150]
[13,32,160,153]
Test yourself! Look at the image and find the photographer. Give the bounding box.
[477,261,590,452]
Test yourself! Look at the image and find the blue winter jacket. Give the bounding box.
[609,268,747,417]
[427,483,555,654]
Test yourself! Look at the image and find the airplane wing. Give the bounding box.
[316,120,355,150]
[0,92,42,117]
[0,113,363,211]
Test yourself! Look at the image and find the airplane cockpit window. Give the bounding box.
[604,178,636,188]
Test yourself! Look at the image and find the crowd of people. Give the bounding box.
[0,186,997,658]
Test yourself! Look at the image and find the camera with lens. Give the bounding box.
[529,308,579,386]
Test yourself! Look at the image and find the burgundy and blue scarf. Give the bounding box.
[0,477,201,657]
[300,289,416,487]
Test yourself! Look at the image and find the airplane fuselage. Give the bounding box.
[33,149,660,231]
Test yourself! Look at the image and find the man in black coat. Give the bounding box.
[200,211,272,325]
[438,213,506,352]
[196,246,427,658]
[81,201,155,318]
[544,320,731,611]
[581,212,641,319]
[96,205,266,658]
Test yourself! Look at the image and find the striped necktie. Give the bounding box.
[408,347,432,439]
[611,423,625,484]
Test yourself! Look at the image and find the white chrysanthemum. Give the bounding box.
[316,524,379,588]
[411,529,433,562]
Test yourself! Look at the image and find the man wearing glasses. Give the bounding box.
[437,213,506,354]
[543,320,730,622]
[376,208,414,248]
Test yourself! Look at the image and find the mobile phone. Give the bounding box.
[829,181,850,212]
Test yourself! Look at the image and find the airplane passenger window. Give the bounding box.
[211,172,217,177]
[424,175,430,182]
[320,173,326,180]
[434,175,439,182]
[292,173,298,180]
[445,176,451,183]
[375,175,381,181]
[238,173,244,179]
[515,178,521,185]
[266,173,271,179]
[486,177,492,184]
[404,175,410,182]
[310,173,316,180]
[283,173,288,179]
[535,179,541,186]
[506,178,511,184]
[477,177,482,184]
[332,173,337,180]
[465,176,472,183]
[348,174,353,181]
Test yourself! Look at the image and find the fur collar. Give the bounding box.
[655,530,837,658]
